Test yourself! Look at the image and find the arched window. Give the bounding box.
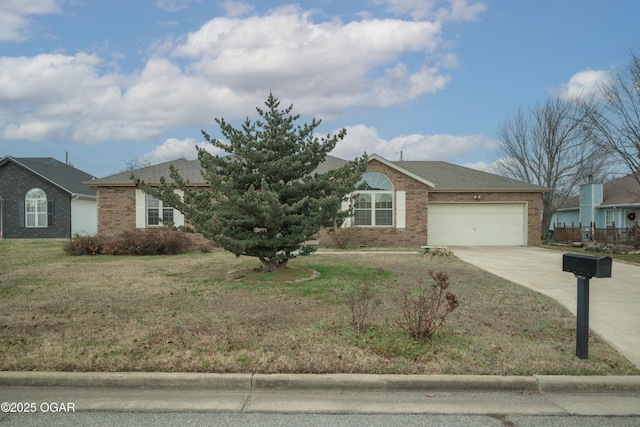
[25,188,47,227]
[354,172,393,226]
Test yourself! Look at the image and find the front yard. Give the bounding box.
[1,240,638,375]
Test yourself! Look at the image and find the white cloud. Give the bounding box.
[331,124,500,161]
[3,119,70,140]
[558,69,611,102]
[155,0,201,13]
[140,137,226,164]
[221,1,254,17]
[0,5,466,143]
[463,160,494,172]
[0,0,62,41]
[371,0,486,21]
[171,6,445,110]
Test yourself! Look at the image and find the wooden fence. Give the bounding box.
[553,221,638,244]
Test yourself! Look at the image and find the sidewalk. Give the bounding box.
[1,372,640,415]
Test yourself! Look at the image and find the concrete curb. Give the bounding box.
[0,372,251,390]
[535,375,640,393]
[2,372,639,393]
[252,374,538,392]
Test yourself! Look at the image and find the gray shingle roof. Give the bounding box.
[559,174,640,210]
[1,156,97,196]
[87,155,351,186]
[87,154,546,193]
[392,160,548,192]
[88,158,204,186]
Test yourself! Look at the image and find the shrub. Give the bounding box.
[64,228,191,256]
[345,281,380,334]
[394,270,459,341]
[63,234,102,255]
[326,227,359,249]
[424,247,455,259]
[110,228,191,255]
[584,242,613,253]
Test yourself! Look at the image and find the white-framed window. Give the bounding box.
[555,212,562,227]
[135,189,184,229]
[605,209,614,227]
[25,188,47,228]
[146,194,174,226]
[353,172,394,227]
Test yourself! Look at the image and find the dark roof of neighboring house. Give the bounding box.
[0,156,97,197]
[558,173,640,210]
[87,153,547,193]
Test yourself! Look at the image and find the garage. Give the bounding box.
[428,203,527,246]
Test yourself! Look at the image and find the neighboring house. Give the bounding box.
[0,156,98,238]
[88,154,547,247]
[552,174,640,232]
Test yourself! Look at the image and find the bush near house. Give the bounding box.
[64,228,196,256]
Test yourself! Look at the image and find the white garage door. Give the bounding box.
[428,203,526,246]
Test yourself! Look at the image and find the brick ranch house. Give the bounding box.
[86,154,547,247]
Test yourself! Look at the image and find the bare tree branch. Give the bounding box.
[580,50,640,186]
[493,97,610,238]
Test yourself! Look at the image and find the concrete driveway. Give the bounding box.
[452,246,640,369]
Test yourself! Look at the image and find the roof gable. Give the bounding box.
[0,156,97,197]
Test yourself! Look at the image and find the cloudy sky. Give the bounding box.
[1,0,638,177]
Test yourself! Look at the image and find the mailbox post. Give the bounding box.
[562,253,612,359]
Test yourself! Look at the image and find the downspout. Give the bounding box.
[70,194,79,238]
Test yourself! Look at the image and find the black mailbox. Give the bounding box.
[562,253,612,278]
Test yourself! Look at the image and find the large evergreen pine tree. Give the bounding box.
[135,94,367,271]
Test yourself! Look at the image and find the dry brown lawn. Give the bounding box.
[1,240,638,375]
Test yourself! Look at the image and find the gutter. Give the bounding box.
[71,193,97,201]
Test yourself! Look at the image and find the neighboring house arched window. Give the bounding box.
[354,172,394,226]
[25,188,47,227]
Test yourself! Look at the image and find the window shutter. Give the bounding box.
[173,189,185,227]
[47,200,55,227]
[135,190,146,228]
[19,201,25,228]
[396,191,406,229]
[341,197,352,228]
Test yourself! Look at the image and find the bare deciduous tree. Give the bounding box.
[493,97,609,238]
[581,50,640,186]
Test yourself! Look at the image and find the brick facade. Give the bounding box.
[317,159,543,247]
[319,159,431,246]
[96,186,209,246]
[0,162,72,238]
[96,187,136,237]
[96,159,543,248]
